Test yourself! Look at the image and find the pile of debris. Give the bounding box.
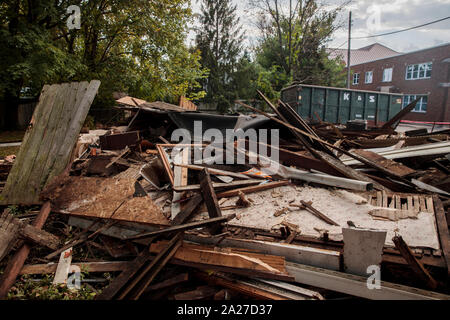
[0,82,449,300]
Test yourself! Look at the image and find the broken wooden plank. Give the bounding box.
[173,178,262,192]
[118,233,183,300]
[392,235,438,289]
[150,240,293,282]
[124,215,235,240]
[20,261,132,275]
[291,201,339,226]
[433,195,450,280]
[199,168,223,234]
[0,211,20,262]
[53,248,73,285]
[381,97,420,130]
[216,181,289,198]
[352,149,415,177]
[171,195,203,226]
[0,201,52,298]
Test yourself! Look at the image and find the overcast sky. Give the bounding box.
[190,0,450,53]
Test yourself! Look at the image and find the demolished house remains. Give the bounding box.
[0,80,449,300]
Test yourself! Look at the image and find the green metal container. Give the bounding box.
[280,84,403,125]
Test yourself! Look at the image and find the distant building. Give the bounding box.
[329,42,450,123]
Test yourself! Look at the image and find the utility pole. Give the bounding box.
[346,11,352,88]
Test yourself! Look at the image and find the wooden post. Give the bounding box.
[0,201,51,299]
[199,168,223,234]
[393,235,438,289]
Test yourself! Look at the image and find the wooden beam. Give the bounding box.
[124,215,235,240]
[433,195,450,280]
[0,201,52,299]
[381,97,420,129]
[216,181,289,198]
[199,168,223,234]
[392,235,438,289]
[20,261,132,275]
[173,179,262,192]
[171,194,203,226]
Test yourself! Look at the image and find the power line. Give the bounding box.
[353,16,450,39]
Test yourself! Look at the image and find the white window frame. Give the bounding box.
[352,73,360,85]
[405,62,432,80]
[365,71,373,84]
[382,68,393,82]
[403,94,428,113]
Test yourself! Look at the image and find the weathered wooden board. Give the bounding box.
[352,149,415,177]
[0,81,100,205]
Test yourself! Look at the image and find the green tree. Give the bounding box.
[196,0,243,112]
[250,0,346,88]
[0,0,207,128]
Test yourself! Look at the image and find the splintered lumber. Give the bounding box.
[0,211,60,259]
[236,101,388,190]
[433,195,450,280]
[173,179,262,192]
[0,211,20,262]
[96,191,197,300]
[368,209,418,221]
[381,97,420,129]
[124,215,235,240]
[0,201,52,299]
[199,168,223,234]
[150,240,293,281]
[216,181,289,198]
[1,81,101,205]
[352,149,415,177]
[174,163,252,180]
[97,232,183,300]
[295,201,339,226]
[392,235,438,289]
[171,194,203,226]
[118,234,183,300]
[20,261,133,275]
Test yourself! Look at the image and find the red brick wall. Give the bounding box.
[348,44,450,122]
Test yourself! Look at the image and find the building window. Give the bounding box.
[365,71,373,84]
[382,68,393,82]
[352,73,360,85]
[405,62,432,80]
[403,95,428,113]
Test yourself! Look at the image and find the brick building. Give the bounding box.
[334,43,450,123]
